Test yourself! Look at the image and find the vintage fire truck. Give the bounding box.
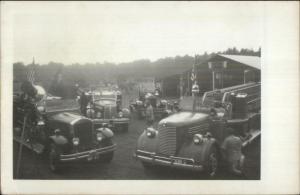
[82,89,131,132]
[13,83,116,172]
[130,90,173,120]
[134,82,260,176]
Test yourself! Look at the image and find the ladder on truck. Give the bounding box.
[201,82,261,108]
[201,82,261,148]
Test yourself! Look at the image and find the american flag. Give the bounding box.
[27,58,36,84]
[191,55,197,81]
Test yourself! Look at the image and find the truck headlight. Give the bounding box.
[145,127,157,138]
[118,111,123,118]
[193,134,204,144]
[96,112,102,118]
[72,137,80,146]
[96,132,104,142]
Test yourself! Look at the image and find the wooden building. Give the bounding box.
[160,54,261,97]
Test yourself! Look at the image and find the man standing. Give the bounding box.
[80,91,88,116]
[145,100,154,127]
[221,127,245,176]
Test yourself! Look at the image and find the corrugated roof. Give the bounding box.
[218,54,260,70]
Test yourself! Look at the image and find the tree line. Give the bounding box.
[13,47,261,97]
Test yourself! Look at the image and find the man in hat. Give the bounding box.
[80,91,89,116]
[145,99,154,127]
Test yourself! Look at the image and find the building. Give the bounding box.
[161,54,261,97]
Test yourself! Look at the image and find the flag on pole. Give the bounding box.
[191,55,197,81]
[27,58,36,84]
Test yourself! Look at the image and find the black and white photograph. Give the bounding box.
[1,1,299,195]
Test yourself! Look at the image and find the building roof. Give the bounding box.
[218,54,260,70]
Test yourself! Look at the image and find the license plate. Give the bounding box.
[174,159,184,164]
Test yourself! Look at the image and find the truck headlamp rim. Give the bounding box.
[193,134,204,144]
[146,127,157,138]
[37,106,46,112]
[118,111,123,118]
[96,132,104,142]
[72,137,80,146]
[136,100,143,105]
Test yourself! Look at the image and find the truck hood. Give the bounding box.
[159,111,209,127]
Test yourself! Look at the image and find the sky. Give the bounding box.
[7,1,264,65]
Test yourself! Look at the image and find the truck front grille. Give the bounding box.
[74,121,93,150]
[104,106,116,119]
[157,125,176,156]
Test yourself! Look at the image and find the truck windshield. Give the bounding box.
[179,96,217,113]
[93,93,115,100]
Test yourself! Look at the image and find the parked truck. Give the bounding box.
[134,82,260,176]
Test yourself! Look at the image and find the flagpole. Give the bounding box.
[192,54,199,112]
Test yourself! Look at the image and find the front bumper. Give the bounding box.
[134,150,203,171]
[60,144,116,162]
[92,118,130,126]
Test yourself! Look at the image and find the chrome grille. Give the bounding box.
[157,125,176,156]
[74,121,93,150]
[188,123,209,136]
[103,106,116,119]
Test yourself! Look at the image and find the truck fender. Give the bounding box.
[98,127,114,138]
[49,135,68,145]
[202,138,218,161]
[185,138,218,164]
[136,131,158,153]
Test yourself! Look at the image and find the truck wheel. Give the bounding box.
[48,143,61,172]
[205,146,219,177]
[101,152,114,163]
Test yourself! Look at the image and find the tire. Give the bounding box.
[100,152,114,163]
[142,161,155,169]
[48,143,61,172]
[205,146,219,177]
